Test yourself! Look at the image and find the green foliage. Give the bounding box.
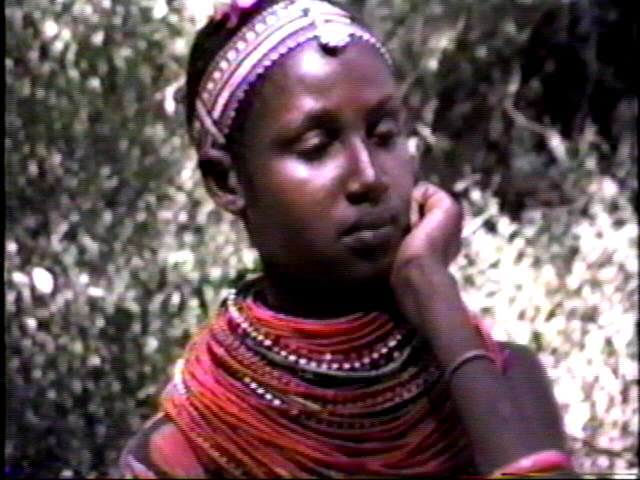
[450,146,637,472]
[5,1,257,476]
[5,0,637,477]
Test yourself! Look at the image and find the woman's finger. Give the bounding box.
[410,192,419,228]
[410,183,463,252]
[410,182,431,228]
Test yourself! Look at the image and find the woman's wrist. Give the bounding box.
[393,265,487,366]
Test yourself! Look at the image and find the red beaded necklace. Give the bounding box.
[162,276,477,477]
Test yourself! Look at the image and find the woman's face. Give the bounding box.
[236,40,417,287]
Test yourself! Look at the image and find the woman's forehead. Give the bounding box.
[250,40,396,128]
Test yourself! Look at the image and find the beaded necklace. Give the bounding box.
[162,276,476,477]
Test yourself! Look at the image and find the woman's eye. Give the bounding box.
[296,132,333,161]
[371,120,399,147]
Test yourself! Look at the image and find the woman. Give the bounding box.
[119,0,574,477]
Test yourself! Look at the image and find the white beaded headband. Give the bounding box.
[192,0,393,150]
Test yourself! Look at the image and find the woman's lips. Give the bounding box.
[341,224,396,250]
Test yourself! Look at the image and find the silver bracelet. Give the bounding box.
[444,349,496,383]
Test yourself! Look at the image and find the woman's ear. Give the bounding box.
[198,145,246,216]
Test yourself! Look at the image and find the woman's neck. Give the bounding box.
[256,273,399,320]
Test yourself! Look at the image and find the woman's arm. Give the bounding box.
[391,183,575,476]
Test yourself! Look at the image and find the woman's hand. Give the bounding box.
[390,181,469,346]
[391,181,462,287]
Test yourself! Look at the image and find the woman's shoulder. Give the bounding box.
[118,411,207,479]
[498,341,554,391]
[498,341,567,449]
[499,341,549,378]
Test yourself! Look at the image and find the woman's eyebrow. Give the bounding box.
[365,95,401,123]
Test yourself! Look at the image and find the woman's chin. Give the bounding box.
[337,254,395,289]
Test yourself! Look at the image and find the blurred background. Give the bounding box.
[5,0,637,477]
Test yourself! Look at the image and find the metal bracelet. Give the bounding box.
[444,349,496,383]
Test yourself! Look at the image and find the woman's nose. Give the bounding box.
[344,138,388,205]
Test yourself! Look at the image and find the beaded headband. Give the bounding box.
[192,0,393,150]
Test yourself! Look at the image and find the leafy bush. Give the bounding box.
[451,149,637,473]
